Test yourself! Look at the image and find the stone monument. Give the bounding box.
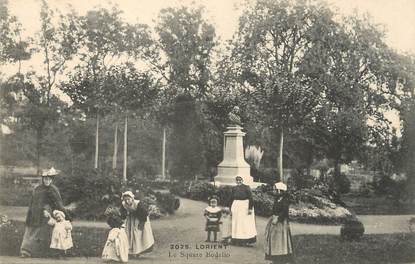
[214,107,262,187]
[214,125,253,186]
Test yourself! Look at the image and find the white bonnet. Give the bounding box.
[121,191,135,200]
[274,182,287,191]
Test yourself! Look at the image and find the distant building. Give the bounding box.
[0,166,40,186]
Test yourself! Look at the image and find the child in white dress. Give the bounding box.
[204,196,222,242]
[102,209,129,263]
[47,210,73,257]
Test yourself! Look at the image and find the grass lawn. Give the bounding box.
[342,194,415,215]
[1,220,414,263]
[294,233,415,264]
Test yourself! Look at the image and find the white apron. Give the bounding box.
[125,215,154,255]
[231,200,257,240]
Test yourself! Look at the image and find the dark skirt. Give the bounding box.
[206,220,220,232]
[20,224,53,257]
[264,217,294,262]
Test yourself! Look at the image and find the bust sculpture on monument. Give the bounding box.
[228,106,242,127]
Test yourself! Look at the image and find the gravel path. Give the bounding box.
[0,198,414,264]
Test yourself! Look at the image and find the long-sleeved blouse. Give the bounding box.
[230,184,253,209]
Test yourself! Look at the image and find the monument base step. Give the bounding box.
[211,181,265,189]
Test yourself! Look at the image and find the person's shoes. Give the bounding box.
[205,239,211,242]
[20,252,30,258]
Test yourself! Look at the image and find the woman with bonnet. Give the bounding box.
[264,181,294,264]
[229,176,257,246]
[120,190,154,258]
[20,167,69,258]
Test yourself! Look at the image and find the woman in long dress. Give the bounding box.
[230,176,257,246]
[120,191,154,257]
[20,167,68,258]
[264,182,294,264]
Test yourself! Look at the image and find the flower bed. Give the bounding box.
[171,181,354,224]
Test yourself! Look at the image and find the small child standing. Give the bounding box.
[102,207,129,263]
[47,210,73,258]
[204,196,221,242]
[220,207,232,245]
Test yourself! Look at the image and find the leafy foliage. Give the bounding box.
[340,219,365,241]
[168,95,206,181]
[0,216,22,256]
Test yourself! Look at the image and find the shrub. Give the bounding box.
[52,169,180,220]
[187,181,218,201]
[252,189,274,217]
[0,185,32,206]
[358,182,373,197]
[409,217,415,233]
[0,216,22,256]
[170,181,190,197]
[340,218,365,241]
[333,173,351,194]
[291,168,316,190]
[258,168,279,184]
[0,219,107,257]
[154,192,180,214]
[54,169,122,220]
[170,181,354,225]
[217,185,233,207]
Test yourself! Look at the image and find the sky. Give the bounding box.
[5,0,415,130]
[6,0,415,53]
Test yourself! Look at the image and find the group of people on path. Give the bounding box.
[101,190,155,263]
[19,168,154,262]
[20,168,294,264]
[203,175,295,264]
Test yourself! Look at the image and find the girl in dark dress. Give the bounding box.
[204,196,221,242]
[264,182,294,264]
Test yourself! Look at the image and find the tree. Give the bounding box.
[153,5,216,99]
[0,0,31,69]
[397,54,415,200]
[62,6,152,171]
[0,0,31,126]
[150,6,217,181]
[307,14,408,177]
[229,0,337,181]
[26,1,80,174]
[100,64,158,181]
[1,1,79,173]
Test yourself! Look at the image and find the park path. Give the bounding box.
[1,198,413,234]
[0,198,414,264]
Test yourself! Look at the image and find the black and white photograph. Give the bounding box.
[0,0,414,263]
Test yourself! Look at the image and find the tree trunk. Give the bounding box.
[162,127,166,180]
[71,153,74,177]
[334,159,341,178]
[123,114,128,182]
[36,128,42,176]
[94,113,99,169]
[278,128,284,182]
[112,121,119,172]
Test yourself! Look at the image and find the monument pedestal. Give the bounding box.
[214,126,263,188]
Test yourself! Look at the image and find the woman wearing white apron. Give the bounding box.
[230,176,257,246]
[120,191,154,258]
